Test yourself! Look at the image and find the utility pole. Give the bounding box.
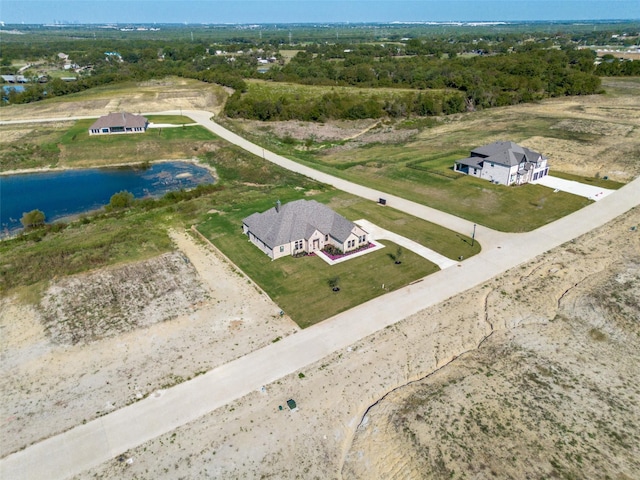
[471,224,477,247]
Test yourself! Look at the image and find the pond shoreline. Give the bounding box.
[1,159,216,237]
[0,157,216,176]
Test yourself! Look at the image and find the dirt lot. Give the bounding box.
[0,230,298,457]
[0,77,229,121]
[56,206,638,480]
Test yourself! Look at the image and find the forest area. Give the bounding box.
[1,22,639,120]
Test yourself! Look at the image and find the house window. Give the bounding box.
[325,234,328,241]
[294,240,303,250]
[490,163,495,167]
[280,246,284,252]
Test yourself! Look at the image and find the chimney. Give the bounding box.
[275,200,281,213]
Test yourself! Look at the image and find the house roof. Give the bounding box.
[89,112,148,130]
[471,141,543,167]
[242,199,359,249]
[454,157,484,168]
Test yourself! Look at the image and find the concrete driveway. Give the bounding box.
[355,219,459,269]
[533,175,615,201]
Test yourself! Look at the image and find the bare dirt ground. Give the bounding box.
[343,238,640,479]
[0,77,228,121]
[44,206,635,480]
[0,230,298,457]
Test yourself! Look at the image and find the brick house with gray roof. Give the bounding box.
[242,199,369,260]
[88,112,148,135]
[454,141,549,186]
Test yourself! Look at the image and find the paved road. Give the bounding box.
[0,110,503,246]
[177,110,508,250]
[2,111,639,480]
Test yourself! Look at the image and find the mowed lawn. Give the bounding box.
[57,118,219,166]
[197,191,477,328]
[271,143,593,232]
[233,97,616,232]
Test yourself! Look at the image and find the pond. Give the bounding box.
[0,161,215,234]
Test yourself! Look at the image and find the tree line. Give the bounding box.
[3,28,637,121]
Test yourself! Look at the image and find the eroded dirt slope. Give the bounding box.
[67,212,638,479]
[343,235,640,479]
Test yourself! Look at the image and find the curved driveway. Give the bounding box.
[2,111,639,480]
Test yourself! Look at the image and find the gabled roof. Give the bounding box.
[471,141,543,167]
[242,199,357,249]
[89,112,148,130]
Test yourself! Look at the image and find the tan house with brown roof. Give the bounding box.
[242,199,369,260]
[88,112,148,135]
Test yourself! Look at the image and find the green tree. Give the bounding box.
[108,190,134,210]
[394,246,404,264]
[20,209,46,228]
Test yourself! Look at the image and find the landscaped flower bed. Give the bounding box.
[321,242,375,261]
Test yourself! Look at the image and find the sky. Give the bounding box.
[1,1,639,25]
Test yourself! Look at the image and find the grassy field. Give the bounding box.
[0,119,219,171]
[2,135,477,329]
[193,145,480,327]
[242,79,440,104]
[4,76,636,322]
[145,114,195,124]
[222,77,640,232]
[228,112,621,231]
[58,119,219,166]
[0,208,176,296]
[223,124,592,232]
[548,170,625,189]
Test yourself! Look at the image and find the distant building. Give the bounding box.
[454,141,549,186]
[242,199,369,260]
[1,75,27,83]
[88,112,148,135]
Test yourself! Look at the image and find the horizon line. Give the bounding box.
[2,19,640,26]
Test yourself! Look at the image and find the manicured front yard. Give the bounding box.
[197,190,478,328]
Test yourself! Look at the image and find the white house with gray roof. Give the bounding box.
[454,141,549,186]
[242,199,369,260]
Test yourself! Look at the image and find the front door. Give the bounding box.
[313,239,319,251]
